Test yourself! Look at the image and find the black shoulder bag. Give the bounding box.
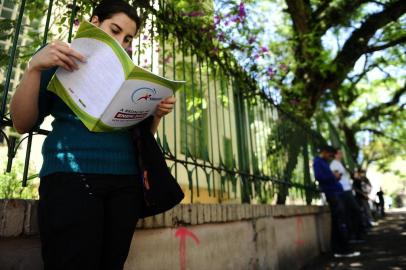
[131,116,184,218]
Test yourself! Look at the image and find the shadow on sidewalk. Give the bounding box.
[301,209,406,270]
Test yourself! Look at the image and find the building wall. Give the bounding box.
[0,200,330,270]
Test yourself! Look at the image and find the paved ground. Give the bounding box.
[301,209,406,270]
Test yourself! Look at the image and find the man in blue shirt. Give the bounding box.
[313,146,360,258]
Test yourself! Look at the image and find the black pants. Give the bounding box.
[341,190,365,239]
[326,194,349,253]
[38,173,143,270]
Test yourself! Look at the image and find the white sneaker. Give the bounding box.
[370,221,378,226]
[334,251,361,258]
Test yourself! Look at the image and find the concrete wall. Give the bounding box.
[0,200,330,270]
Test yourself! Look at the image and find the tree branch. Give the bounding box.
[313,0,331,20]
[343,56,375,106]
[285,0,313,35]
[313,0,370,34]
[326,0,406,90]
[355,83,406,126]
[365,35,406,53]
[360,128,401,142]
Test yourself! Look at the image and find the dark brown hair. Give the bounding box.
[91,0,142,36]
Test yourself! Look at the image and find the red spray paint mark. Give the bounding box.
[175,227,200,270]
[295,216,305,246]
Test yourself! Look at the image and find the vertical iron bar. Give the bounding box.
[42,0,54,44]
[197,58,207,196]
[137,28,141,65]
[172,39,178,180]
[161,15,166,141]
[213,70,223,200]
[3,0,27,174]
[1,0,27,120]
[225,77,236,198]
[181,41,192,202]
[245,98,255,198]
[6,137,16,172]
[219,71,230,199]
[265,104,272,178]
[206,58,215,197]
[245,100,253,175]
[68,0,77,43]
[22,133,32,186]
[255,97,263,199]
[258,100,265,176]
[150,13,154,72]
[190,52,199,197]
[234,84,250,203]
[23,0,55,186]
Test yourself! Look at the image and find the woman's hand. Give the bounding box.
[150,96,176,134]
[29,41,87,72]
[155,96,176,118]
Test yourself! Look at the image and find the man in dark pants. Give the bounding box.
[313,146,360,258]
[330,149,365,242]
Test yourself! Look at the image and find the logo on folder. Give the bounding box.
[131,87,162,104]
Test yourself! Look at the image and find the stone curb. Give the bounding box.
[0,199,329,235]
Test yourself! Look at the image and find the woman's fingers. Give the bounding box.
[48,41,86,64]
[156,107,172,117]
[155,96,176,117]
[158,108,172,114]
[158,103,174,110]
[55,51,78,71]
[55,59,73,72]
[29,41,85,71]
[163,96,176,104]
[56,44,87,63]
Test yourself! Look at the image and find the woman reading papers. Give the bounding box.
[10,1,180,269]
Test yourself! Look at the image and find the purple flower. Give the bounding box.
[214,15,221,25]
[267,67,274,77]
[143,35,149,40]
[231,15,241,23]
[261,46,269,53]
[239,2,246,18]
[223,13,232,19]
[248,36,256,44]
[74,18,80,27]
[217,32,225,41]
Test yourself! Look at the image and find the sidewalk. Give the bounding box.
[301,209,406,270]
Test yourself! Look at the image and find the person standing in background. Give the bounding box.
[313,146,360,258]
[376,187,385,217]
[330,149,365,242]
[353,169,374,228]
